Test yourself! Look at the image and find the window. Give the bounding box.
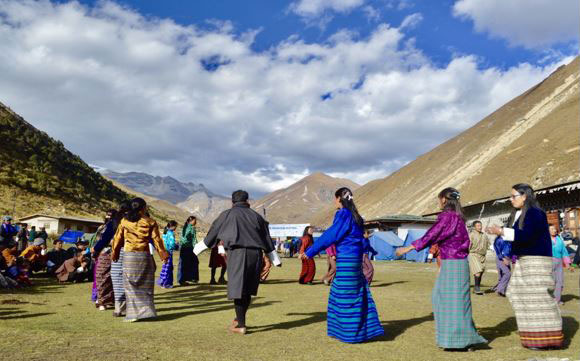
[44,223,50,230]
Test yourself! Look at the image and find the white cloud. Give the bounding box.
[290,0,366,17]
[453,0,580,48]
[0,0,570,197]
[400,12,423,29]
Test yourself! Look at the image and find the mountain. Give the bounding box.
[0,101,196,228]
[102,170,210,204]
[102,169,230,223]
[252,172,360,223]
[313,56,580,226]
[176,192,231,224]
[0,101,127,217]
[110,179,208,232]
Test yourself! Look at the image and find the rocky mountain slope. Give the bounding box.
[252,172,360,223]
[313,57,580,226]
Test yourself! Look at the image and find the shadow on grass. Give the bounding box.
[562,294,580,302]
[259,279,299,285]
[3,276,68,295]
[369,313,434,342]
[152,300,280,322]
[478,316,517,343]
[562,316,579,349]
[371,281,408,288]
[249,312,327,333]
[0,308,55,320]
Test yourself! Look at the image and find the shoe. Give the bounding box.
[218,278,227,284]
[209,280,217,285]
[123,318,138,323]
[497,292,506,297]
[323,280,329,285]
[228,325,247,335]
[99,305,106,311]
[474,286,483,295]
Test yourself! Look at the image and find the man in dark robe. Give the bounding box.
[195,190,281,334]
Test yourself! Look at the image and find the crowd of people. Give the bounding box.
[0,182,578,352]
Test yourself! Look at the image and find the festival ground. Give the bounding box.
[1,256,578,361]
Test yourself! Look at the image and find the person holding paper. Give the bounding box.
[209,240,227,285]
[486,183,563,350]
[300,187,383,343]
[194,190,281,335]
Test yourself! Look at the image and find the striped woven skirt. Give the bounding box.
[432,259,487,349]
[124,252,157,321]
[91,257,99,302]
[157,253,174,288]
[111,248,125,305]
[327,255,384,343]
[507,256,563,348]
[96,250,114,307]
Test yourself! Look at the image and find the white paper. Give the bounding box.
[41,249,47,256]
[218,245,226,255]
[76,267,84,273]
[503,227,515,242]
[194,241,209,256]
[268,250,282,267]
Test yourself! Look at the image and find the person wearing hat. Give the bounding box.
[0,216,17,247]
[20,238,47,273]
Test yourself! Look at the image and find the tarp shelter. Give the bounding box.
[403,229,430,262]
[58,230,84,244]
[369,231,405,261]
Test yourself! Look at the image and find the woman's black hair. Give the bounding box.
[182,216,196,237]
[438,187,465,220]
[164,220,178,235]
[126,198,147,222]
[302,226,313,237]
[507,183,541,230]
[118,200,131,218]
[335,187,364,226]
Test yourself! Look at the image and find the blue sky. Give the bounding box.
[0,0,577,196]
[72,0,577,68]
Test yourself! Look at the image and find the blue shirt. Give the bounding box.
[493,236,512,260]
[305,208,365,259]
[163,230,176,252]
[551,235,569,260]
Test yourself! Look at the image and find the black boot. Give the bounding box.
[474,275,483,295]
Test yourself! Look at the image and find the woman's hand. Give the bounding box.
[395,246,414,258]
[486,225,502,236]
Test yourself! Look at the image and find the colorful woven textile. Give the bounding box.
[327,255,384,343]
[507,256,563,349]
[124,252,157,321]
[432,259,487,349]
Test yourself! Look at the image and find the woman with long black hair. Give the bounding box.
[178,216,200,285]
[158,220,178,289]
[112,198,169,322]
[298,226,316,284]
[397,187,486,351]
[487,184,563,349]
[301,187,383,343]
[111,200,131,317]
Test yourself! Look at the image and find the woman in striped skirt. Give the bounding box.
[301,187,383,343]
[111,201,131,317]
[93,209,118,311]
[397,188,487,351]
[487,184,564,349]
[112,198,169,322]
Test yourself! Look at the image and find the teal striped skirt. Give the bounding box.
[327,255,384,343]
[433,259,487,348]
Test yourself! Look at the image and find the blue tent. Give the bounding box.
[369,231,405,261]
[403,229,430,262]
[59,230,84,244]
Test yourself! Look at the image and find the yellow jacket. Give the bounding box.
[112,216,169,262]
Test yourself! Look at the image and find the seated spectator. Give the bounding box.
[67,239,90,259]
[55,252,90,283]
[20,238,47,273]
[47,240,69,275]
[16,258,32,286]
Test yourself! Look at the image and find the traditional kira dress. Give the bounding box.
[178,224,199,284]
[412,210,487,349]
[158,229,176,288]
[305,208,384,343]
[112,216,169,322]
[503,207,564,349]
[299,235,316,284]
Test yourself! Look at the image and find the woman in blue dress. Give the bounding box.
[301,187,384,343]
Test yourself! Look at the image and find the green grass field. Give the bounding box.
[1,255,578,361]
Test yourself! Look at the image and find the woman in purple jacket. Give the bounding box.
[397,187,486,351]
